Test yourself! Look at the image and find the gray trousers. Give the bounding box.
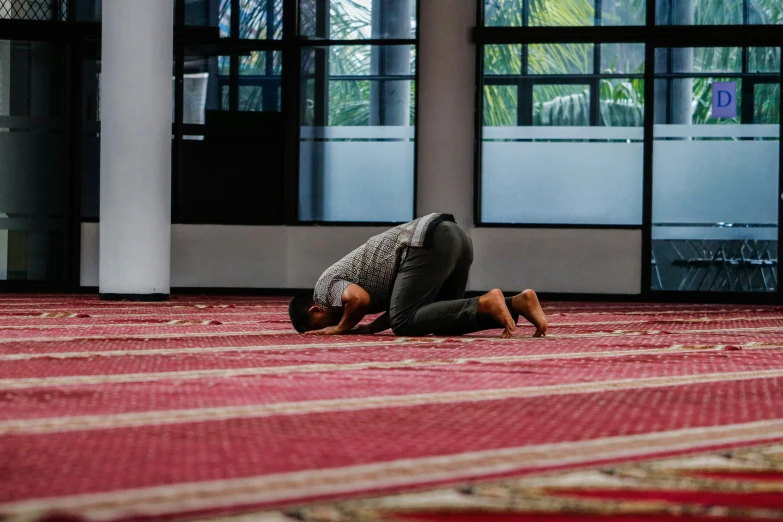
[389,221,518,336]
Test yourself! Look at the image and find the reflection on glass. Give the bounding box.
[182,53,227,123]
[239,51,283,112]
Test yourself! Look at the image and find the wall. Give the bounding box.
[80,0,643,295]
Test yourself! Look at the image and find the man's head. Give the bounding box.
[289,292,341,333]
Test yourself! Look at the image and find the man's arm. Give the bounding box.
[306,284,370,335]
[351,312,390,335]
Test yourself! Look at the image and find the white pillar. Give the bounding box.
[99,0,172,299]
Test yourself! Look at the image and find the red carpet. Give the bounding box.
[1,295,783,521]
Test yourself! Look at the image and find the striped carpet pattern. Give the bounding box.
[1,295,783,521]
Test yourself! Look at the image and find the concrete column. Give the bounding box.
[99,0,173,299]
[415,0,475,226]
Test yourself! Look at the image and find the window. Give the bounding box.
[0,41,69,282]
[298,0,418,223]
[175,45,285,225]
[478,0,783,296]
[480,42,645,225]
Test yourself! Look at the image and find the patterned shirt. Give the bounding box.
[313,213,454,313]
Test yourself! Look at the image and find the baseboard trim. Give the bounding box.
[99,293,170,302]
[56,287,783,306]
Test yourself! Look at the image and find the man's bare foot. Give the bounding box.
[478,289,516,338]
[511,289,548,337]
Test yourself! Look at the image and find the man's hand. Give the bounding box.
[350,312,390,335]
[304,326,343,336]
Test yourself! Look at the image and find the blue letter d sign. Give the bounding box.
[712,82,737,118]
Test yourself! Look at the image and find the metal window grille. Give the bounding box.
[0,0,67,21]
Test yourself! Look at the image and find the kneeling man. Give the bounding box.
[289,213,547,338]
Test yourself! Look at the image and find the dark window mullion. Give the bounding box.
[591,42,601,125]
[594,0,602,27]
[229,0,241,109]
[282,0,301,223]
[231,0,240,37]
[518,43,530,125]
[743,0,750,26]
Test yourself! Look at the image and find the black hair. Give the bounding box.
[289,292,315,333]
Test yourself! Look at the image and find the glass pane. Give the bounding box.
[677,47,742,73]
[602,0,646,25]
[239,0,283,39]
[184,0,230,36]
[300,0,416,39]
[533,84,591,126]
[601,43,646,74]
[598,78,645,126]
[652,47,781,292]
[656,0,783,24]
[182,52,230,124]
[528,44,594,75]
[484,0,523,26]
[82,58,100,219]
[754,84,780,124]
[749,47,782,73]
[0,41,68,282]
[239,50,283,112]
[484,44,522,76]
[299,45,415,222]
[1,0,67,20]
[483,85,518,126]
[484,0,645,26]
[529,0,594,26]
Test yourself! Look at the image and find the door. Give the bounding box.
[650,45,781,294]
[0,39,71,288]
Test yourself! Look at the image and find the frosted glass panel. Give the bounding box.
[299,126,414,222]
[652,124,779,229]
[481,126,643,225]
[651,124,779,292]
